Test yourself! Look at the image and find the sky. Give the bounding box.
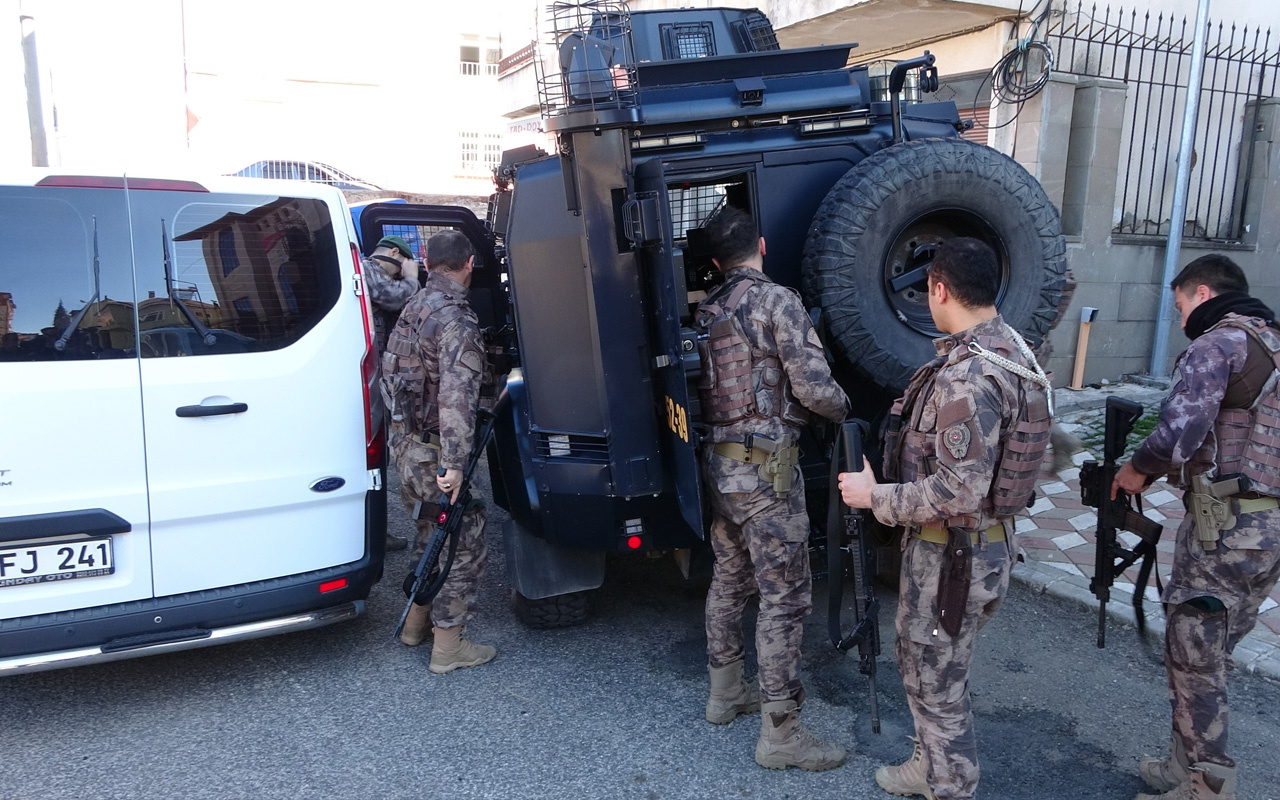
[2,0,532,191]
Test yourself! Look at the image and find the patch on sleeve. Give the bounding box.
[942,423,973,460]
[458,347,485,374]
[806,327,823,348]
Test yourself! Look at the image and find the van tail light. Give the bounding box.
[319,578,348,593]
[351,243,382,470]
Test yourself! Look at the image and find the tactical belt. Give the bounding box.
[913,524,1006,545]
[1237,497,1280,514]
[713,440,794,465]
[712,435,799,493]
[416,431,442,449]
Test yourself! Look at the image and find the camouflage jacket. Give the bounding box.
[1130,323,1253,484]
[700,266,849,444]
[363,255,420,354]
[385,271,485,470]
[872,315,1031,530]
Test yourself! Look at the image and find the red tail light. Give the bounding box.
[351,243,381,470]
[319,578,348,593]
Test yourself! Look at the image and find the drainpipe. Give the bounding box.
[1149,0,1212,378]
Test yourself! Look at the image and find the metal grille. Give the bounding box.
[740,13,780,52]
[535,431,610,463]
[662,22,715,59]
[378,224,457,260]
[1048,2,1280,241]
[668,184,730,239]
[536,1,639,120]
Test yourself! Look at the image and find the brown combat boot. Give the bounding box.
[1135,762,1236,800]
[399,602,433,647]
[875,737,937,799]
[428,625,496,674]
[1139,733,1191,793]
[706,660,761,724]
[754,699,846,771]
[385,533,408,552]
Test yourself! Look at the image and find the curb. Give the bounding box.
[1011,561,1280,683]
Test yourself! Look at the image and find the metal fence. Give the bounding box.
[1047,2,1280,241]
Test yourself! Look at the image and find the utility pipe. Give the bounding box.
[1149,0,1212,377]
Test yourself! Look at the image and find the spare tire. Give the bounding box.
[801,137,1067,393]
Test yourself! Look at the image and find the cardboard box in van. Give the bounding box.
[0,173,388,675]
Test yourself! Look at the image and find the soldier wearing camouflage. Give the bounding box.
[381,230,495,673]
[365,235,421,356]
[1114,255,1280,800]
[695,207,850,772]
[840,238,1049,800]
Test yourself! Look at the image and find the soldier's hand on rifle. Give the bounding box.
[1111,461,1149,500]
[838,457,877,508]
[437,467,463,505]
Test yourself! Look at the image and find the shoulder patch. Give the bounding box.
[806,327,823,348]
[942,423,972,460]
[458,348,485,374]
[936,395,976,430]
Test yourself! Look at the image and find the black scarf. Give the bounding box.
[1185,291,1277,340]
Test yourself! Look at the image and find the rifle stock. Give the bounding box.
[393,390,509,639]
[1080,396,1164,648]
[827,419,881,734]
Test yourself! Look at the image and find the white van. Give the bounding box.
[0,172,388,675]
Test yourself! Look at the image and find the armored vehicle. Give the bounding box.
[359,2,1066,627]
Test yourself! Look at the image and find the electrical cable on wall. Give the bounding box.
[970,0,1056,131]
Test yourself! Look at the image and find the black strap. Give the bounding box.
[826,435,847,649]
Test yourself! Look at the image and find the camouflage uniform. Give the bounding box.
[1128,318,1280,770]
[364,255,420,355]
[700,266,850,703]
[384,271,488,629]
[872,315,1038,800]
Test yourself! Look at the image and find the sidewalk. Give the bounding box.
[1011,382,1280,681]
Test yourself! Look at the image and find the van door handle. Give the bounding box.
[175,403,248,418]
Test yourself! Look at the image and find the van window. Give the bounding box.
[0,188,136,362]
[129,192,343,358]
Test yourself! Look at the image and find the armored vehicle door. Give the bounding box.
[631,160,704,539]
[357,203,503,331]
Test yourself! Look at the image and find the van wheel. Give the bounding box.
[801,137,1067,393]
[513,590,590,629]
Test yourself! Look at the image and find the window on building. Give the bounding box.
[460,131,480,172]
[483,134,502,170]
[460,45,480,76]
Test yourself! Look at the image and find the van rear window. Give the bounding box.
[0,187,341,361]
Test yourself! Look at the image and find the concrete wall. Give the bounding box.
[1021,79,1280,386]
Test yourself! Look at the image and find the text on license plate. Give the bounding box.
[0,537,115,588]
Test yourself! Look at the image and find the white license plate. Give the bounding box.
[0,537,115,588]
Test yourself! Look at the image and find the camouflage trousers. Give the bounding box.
[895,533,1012,800]
[389,427,487,630]
[1162,506,1280,767]
[702,449,812,703]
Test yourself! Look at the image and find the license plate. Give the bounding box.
[0,537,115,588]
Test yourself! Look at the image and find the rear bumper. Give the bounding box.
[0,600,363,677]
[1,488,384,677]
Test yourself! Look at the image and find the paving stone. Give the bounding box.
[1040,481,1070,496]
[1052,532,1087,550]
[1035,507,1085,520]
[1069,511,1098,530]
[1027,496,1055,515]
[1057,467,1081,482]
[1042,560,1085,577]
[1145,489,1178,507]
[1032,517,1076,532]
[1014,517,1039,534]
[1261,597,1278,614]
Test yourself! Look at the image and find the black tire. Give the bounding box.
[513,590,591,629]
[802,137,1067,393]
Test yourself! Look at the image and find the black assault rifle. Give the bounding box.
[1080,396,1164,648]
[393,390,508,640]
[827,419,881,734]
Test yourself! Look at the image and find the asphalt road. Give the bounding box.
[4,478,1279,800]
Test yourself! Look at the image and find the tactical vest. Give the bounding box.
[694,275,806,427]
[1184,314,1280,496]
[886,330,1052,526]
[380,287,474,435]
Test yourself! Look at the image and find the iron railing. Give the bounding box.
[1047,2,1279,241]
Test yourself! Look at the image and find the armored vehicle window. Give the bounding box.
[661,22,715,59]
[129,193,342,358]
[668,174,753,293]
[0,187,136,362]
